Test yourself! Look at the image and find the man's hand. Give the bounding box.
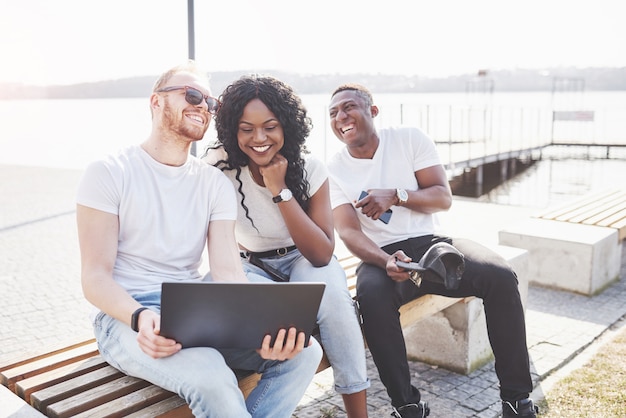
[386,250,413,282]
[257,327,307,361]
[355,189,396,220]
[135,309,182,358]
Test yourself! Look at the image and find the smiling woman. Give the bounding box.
[204,74,372,416]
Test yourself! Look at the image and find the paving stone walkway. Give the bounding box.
[1,164,625,418]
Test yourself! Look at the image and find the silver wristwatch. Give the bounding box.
[396,188,408,205]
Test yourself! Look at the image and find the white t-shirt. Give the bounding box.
[327,126,442,247]
[76,145,237,295]
[221,155,328,252]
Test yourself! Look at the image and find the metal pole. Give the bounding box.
[187,0,195,60]
[188,0,197,156]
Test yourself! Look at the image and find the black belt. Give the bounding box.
[245,245,297,259]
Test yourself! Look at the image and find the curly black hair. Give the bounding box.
[205,74,313,229]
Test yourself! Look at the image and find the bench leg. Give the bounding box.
[403,245,529,375]
[403,298,493,374]
[0,385,46,417]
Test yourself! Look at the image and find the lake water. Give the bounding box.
[1,92,625,209]
[477,157,626,208]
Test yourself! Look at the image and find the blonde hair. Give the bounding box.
[152,60,210,92]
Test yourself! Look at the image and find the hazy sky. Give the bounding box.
[1,0,624,86]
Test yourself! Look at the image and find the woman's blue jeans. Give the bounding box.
[243,250,370,395]
[93,286,322,418]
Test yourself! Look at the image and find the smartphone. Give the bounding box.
[358,191,392,224]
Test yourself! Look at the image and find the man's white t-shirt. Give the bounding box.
[327,126,442,248]
[220,155,328,252]
[76,145,237,295]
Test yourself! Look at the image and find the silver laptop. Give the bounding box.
[160,281,325,349]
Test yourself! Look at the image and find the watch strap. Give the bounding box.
[131,307,149,332]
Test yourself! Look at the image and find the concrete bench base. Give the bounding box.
[499,218,621,295]
[403,244,529,374]
[1,385,46,417]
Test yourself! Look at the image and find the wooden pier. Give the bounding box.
[440,140,626,197]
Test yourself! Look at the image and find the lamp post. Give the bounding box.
[187,0,195,61]
[188,0,197,156]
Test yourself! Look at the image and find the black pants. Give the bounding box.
[356,235,532,407]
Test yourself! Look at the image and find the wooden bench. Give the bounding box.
[499,188,625,295]
[1,252,516,417]
[533,188,626,242]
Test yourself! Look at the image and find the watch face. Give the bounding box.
[398,189,408,202]
[281,189,293,201]
[273,188,293,203]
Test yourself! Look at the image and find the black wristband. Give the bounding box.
[131,307,149,332]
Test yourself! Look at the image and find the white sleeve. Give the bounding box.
[207,167,238,221]
[304,155,329,196]
[76,158,121,215]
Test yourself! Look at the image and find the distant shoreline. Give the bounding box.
[1,66,625,100]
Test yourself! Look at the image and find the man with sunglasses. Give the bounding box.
[76,61,322,417]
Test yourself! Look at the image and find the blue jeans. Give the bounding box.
[93,286,323,418]
[243,250,370,395]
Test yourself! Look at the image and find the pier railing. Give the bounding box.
[397,103,625,171]
[310,102,626,172]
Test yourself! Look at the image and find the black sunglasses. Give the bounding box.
[156,85,221,114]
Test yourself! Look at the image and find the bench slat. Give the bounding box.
[554,194,622,222]
[237,373,261,398]
[17,355,108,403]
[45,375,151,418]
[583,202,626,227]
[564,197,626,224]
[536,189,623,220]
[534,189,626,242]
[71,384,181,418]
[0,339,97,373]
[1,342,99,391]
[123,396,191,418]
[400,295,464,328]
[31,365,125,411]
[154,405,196,418]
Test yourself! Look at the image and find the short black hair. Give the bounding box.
[331,83,373,107]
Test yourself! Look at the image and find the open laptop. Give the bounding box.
[160,281,325,349]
